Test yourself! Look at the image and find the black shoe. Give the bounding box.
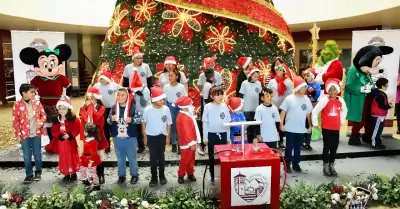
[105,148,111,154]
[301,144,308,150]
[188,175,196,182]
[286,166,292,174]
[137,147,145,153]
[323,163,332,176]
[292,164,302,173]
[178,177,184,184]
[33,171,41,181]
[99,175,105,184]
[348,135,361,146]
[92,185,101,191]
[329,163,337,176]
[303,144,313,151]
[279,142,285,149]
[210,179,215,185]
[23,175,34,184]
[172,145,177,153]
[117,176,126,185]
[160,176,168,185]
[82,180,91,186]
[131,176,139,185]
[362,135,372,144]
[149,178,158,187]
[62,175,71,183]
[70,174,77,182]
[372,144,386,150]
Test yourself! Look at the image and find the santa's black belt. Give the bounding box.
[40,96,62,100]
[83,153,91,156]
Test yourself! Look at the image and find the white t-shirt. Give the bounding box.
[239,80,262,112]
[123,63,153,87]
[143,105,172,136]
[93,82,121,108]
[197,71,223,86]
[163,83,187,104]
[267,78,293,108]
[202,82,213,105]
[157,71,188,89]
[134,86,151,114]
[280,94,313,133]
[202,103,231,140]
[255,104,280,142]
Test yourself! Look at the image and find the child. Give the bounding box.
[163,68,188,152]
[202,86,231,185]
[255,88,281,148]
[175,96,200,184]
[202,68,216,106]
[79,123,102,191]
[130,70,151,153]
[312,78,347,176]
[369,78,391,150]
[226,97,248,144]
[302,67,321,151]
[143,87,172,187]
[79,87,109,184]
[51,97,80,182]
[108,88,143,185]
[93,69,121,153]
[12,83,46,184]
[280,76,313,173]
[239,67,262,143]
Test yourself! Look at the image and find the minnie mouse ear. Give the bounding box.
[379,46,394,55]
[19,47,40,65]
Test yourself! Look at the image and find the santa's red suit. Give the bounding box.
[315,59,344,94]
[80,138,102,167]
[176,99,200,177]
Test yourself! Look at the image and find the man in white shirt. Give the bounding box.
[123,51,153,88]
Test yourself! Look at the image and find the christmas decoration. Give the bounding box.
[122,26,146,56]
[132,0,158,23]
[204,23,237,54]
[107,4,129,41]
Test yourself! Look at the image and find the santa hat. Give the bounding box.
[203,56,216,69]
[86,87,102,100]
[99,69,112,83]
[248,67,261,76]
[226,97,243,112]
[293,76,307,92]
[115,88,132,120]
[133,50,144,58]
[175,96,193,109]
[326,78,343,93]
[130,70,144,92]
[235,57,252,69]
[56,96,73,110]
[150,86,166,102]
[164,56,177,65]
[304,68,316,79]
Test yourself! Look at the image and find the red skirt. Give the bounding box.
[45,138,59,153]
[58,139,80,175]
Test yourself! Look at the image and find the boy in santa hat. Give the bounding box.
[93,69,121,153]
[312,78,347,176]
[235,57,253,97]
[143,87,172,187]
[130,70,151,153]
[197,56,223,94]
[255,88,281,148]
[175,96,199,184]
[123,50,153,88]
[226,97,248,144]
[280,76,313,173]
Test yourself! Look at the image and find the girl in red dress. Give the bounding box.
[51,97,80,182]
[79,87,108,184]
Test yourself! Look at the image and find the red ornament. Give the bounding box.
[112,59,126,84]
[248,25,272,43]
[100,199,112,209]
[156,63,165,72]
[132,0,158,24]
[188,87,201,111]
[122,26,146,56]
[204,22,236,54]
[331,185,344,194]
[120,18,131,30]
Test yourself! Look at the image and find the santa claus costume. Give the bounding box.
[175,96,199,184]
[50,97,80,182]
[79,87,108,184]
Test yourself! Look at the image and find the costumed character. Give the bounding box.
[235,57,253,97]
[226,97,247,145]
[345,45,393,146]
[19,44,72,151]
[314,40,344,94]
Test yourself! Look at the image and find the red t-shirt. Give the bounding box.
[321,98,343,130]
[31,75,70,106]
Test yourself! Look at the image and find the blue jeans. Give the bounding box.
[21,136,42,176]
[114,137,139,177]
[167,102,180,145]
[285,132,304,165]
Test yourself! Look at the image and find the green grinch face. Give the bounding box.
[321,50,334,64]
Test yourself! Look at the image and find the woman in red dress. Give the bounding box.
[79,87,108,184]
[51,97,80,182]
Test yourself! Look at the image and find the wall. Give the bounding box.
[65,33,78,61]
[82,34,103,66]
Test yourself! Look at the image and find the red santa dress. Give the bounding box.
[50,117,81,175]
[79,103,109,150]
[176,110,200,177]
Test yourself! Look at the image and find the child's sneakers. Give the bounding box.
[33,171,42,181]
[197,145,205,155]
[188,175,196,182]
[178,177,184,184]
[23,175,34,184]
[292,164,302,173]
[323,163,332,176]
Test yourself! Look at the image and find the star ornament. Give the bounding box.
[122,26,146,56]
[162,7,202,37]
[133,0,158,23]
[205,23,237,54]
[107,4,129,41]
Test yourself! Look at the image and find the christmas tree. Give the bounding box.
[94,0,295,108]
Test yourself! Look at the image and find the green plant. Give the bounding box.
[280,181,331,209]
[157,186,217,209]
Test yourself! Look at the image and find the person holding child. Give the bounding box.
[312,78,347,176]
[12,83,46,184]
[51,97,80,182]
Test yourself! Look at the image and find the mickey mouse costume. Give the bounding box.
[345,45,393,146]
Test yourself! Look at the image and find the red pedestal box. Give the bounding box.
[214,143,280,209]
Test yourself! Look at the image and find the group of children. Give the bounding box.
[12,54,394,190]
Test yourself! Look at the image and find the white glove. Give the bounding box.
[360,85,371,93]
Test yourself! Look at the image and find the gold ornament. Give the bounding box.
[122,28,146,56]
[134,0,158,22]
[277,37,287,53]
[309,23,320,66]
[257,60,272,85]
[204,26,237,54]
[220,68,232,92]
[107,4,129,41]
[259,28,267,37]
[162,8,202,37]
